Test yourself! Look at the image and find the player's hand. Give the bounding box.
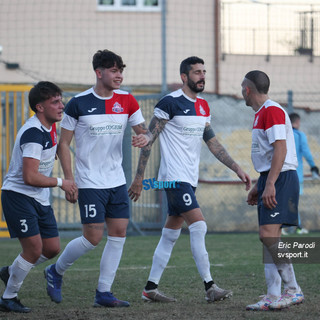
[247,183,258,206]
[261,183,277,209]
[132,134,150,148]
[128,176,143,202]
[236,168,252,191]
[61,179,78,203]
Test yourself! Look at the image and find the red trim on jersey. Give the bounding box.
[194,99,210,117]
[253,105,285,130]
[104,92,140,117]
[50,123,57,146]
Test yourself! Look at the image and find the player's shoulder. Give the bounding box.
[74,87,94,99]
[113,89,130,96]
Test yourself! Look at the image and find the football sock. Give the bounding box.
[189,221,212,283]
[264,245,281,297]
[97,236,126,293]
[204,280,214,291]
[3,255,34,299]
[267,242,299,290]
[148,228,181,285]
[33,254,48,267]
[145,281,158,290]
[55,236,96,275]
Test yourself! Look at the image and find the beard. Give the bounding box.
[187,78,205,93]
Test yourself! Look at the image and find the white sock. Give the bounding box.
[264,245,281,297]
[55,236,96,275]
[267,243,299,291]
[265,264,281,297]
[3,255,34,299]
[97,236,126,293]
[148,228,181,285]
[33,254,48,267]
[189,221,212,283]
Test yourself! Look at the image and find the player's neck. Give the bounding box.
[182,87,197,100]
[93,84,114,98]
[36,113,53,130]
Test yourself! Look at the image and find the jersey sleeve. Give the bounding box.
[127,94,145,126]
[154,96,175,120]
[61,97,78,131]
[264,106,286,144]
[20,127,44,160]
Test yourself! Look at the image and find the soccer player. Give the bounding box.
[44,49,150,307]
[128,56,251,303]
[288,112,319,234]
[0,82,77,313]
[242,70,304,311]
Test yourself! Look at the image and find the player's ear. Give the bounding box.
[35,103,44,113]
[180,73,187,83]
[95,68,103,79]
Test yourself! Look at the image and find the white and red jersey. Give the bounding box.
[251,99,297,173]
[155,89,211,187]
[61,87,144,188]
[2,115,58,205]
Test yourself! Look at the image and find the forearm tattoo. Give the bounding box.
[136,117,168,177]
[206,137,236,170]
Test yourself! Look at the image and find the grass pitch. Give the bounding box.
[0,232,319,320]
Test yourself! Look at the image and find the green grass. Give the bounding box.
[0,232,319,319]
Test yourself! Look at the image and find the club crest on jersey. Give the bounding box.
[199,104,206,116]
[112,102,124,113]
[254,115,259,127]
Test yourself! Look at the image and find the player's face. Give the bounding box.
[99,65,124,91]
[241,78,251,107]
[186,63,206,93]
[38,95,64,125]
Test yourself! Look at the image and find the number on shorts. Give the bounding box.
[20,219,28,233]
[182,193,192,206]
[84,204,97,218]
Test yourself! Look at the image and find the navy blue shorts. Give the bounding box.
[257,170,299,227]
[1,190,58,239]
[78,184,130,224]
[164,182,199,216]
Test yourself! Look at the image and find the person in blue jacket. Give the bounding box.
[289,112,319,234]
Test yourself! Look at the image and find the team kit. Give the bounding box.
[0,51,304,313]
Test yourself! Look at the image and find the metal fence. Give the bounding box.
[1,87,320,236]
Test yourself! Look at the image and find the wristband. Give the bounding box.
[56,177,63,187]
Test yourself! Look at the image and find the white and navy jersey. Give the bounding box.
[61,87,144,189]
[2,115,58,206]
[251,99,297,173]
[155,89,211,187]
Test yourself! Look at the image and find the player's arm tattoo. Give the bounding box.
[134,121,153,141]
[206,135,237,170]
[136,116,168,178]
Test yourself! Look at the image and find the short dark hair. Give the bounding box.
[28,81,62,113]
[92,49,126,70]
[245,70,270,94]
[289,112,300,123]
[180,56,204,75]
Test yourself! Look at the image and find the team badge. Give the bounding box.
[112,102,124,113]
[199,104,206,115]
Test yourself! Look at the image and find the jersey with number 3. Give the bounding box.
[154,89,211,187]
[2,115,58,206]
